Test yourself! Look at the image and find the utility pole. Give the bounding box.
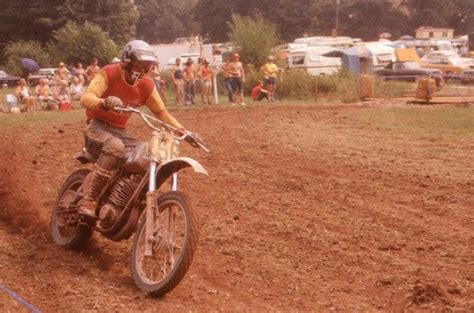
[334,0,340,37]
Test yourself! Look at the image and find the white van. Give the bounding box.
[288,46,342,76]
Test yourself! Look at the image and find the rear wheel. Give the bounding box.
[131,191,199,296]
[50,169,93,249]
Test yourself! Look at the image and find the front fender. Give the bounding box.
[155,157,208,189]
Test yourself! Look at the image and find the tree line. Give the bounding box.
[1,0,473,73]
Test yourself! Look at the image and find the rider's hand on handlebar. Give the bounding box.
[185,132,204,147]
[101,96,123,111]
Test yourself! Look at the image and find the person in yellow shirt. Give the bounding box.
[260,56,279,102]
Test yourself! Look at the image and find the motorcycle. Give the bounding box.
[50,106,209,296]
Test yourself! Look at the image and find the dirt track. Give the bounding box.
[0,103,473,311]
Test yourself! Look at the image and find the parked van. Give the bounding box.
[288,46,342,76]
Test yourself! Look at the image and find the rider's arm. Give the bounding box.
[145,88,184,130]
[80,71,108,109]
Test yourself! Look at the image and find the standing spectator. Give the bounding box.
[227,52,246,106]
[251,80,269,102]
[76,63,85,84]
[70,76,85,101]
[15,78,35,112]
[183,58,196,105]
[260,56,279,102]
[86,58,101,82]
[147,62,167,104]
[35,79,56,110]
[57,62,71,81]
[221,58,234,104]
[173,58,185,105]
[198,59,213,104]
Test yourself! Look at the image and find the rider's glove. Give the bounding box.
[101,96,123,111]
[186,132,204,147]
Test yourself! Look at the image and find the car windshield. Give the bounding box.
[0,71,6,77]
[39,69,53,75]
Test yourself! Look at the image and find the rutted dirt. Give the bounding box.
[0,103,473,311]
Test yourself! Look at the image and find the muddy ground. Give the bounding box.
[0,102,473,311]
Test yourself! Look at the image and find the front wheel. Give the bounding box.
[50,168,93,249]
[131,191,199,296]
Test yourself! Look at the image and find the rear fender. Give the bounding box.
[155,157,208,189]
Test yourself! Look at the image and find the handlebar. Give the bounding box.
[114,106,209,152]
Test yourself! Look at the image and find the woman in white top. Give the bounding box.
[15,78,35,112]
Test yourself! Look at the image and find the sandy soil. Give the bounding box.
[0,102,473,312]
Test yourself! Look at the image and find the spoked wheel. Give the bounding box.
[131,191,199,296]
[50,168,93,249]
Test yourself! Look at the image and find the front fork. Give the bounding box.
[144,161,179,256]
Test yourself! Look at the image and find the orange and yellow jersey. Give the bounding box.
[261,62,279,78]
[81,64,182,129]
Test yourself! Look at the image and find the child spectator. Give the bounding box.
[15,78,35,112]
[251,80,269,102]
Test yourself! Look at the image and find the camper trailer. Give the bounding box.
[288,46,342,76]
[361,42,397,73]
[293,36,361,50]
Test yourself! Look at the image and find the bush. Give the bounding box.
[3,41,52,76]
[47,21,120,67]
[227,14,279,68]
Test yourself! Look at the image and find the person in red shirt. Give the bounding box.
[78,40,198,217]
[251,80,269,102]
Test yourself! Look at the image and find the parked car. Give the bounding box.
[460,69,474,84]
[28,68,57,86]
[0,70,21,87]
[419,54,471,75]
[375,61,442,81]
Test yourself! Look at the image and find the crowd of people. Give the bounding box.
[4,49,283,114]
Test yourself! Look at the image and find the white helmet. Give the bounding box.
[122,40,157,63]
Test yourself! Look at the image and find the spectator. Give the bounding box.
[173,58,185,105]
[68,63,76,77]
[86,58,101,82]
[251,80,269,102]
[70,76,85,101]
[76,62,85,84]
[15,78,35,112]
[227,52,246,106]
[183,58,196,105]
[35,79,56,110]
[198,59,213,104]
[221,58,234,104]
[260,56,279,102]
[55,80,71,104]
[147,62,167,104]
[57,62,71,81]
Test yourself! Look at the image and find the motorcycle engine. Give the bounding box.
[99,175,141,229]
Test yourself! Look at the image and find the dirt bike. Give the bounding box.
[50,106,209,296]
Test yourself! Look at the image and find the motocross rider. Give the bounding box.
[79,40,192,217]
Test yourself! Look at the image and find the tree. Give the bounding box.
[227,14,279,68]
[59,0,139,46]
[47,22,120,67]
[4,41,52,76]
[135,0,189,43]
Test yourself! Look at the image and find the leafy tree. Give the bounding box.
[47,22,120,67]
[135,0,189,43]
[0,0,64,59]
[337,1,411,40]
[4,41,52,76]
[227,14,279,68]
[59,0,139,46]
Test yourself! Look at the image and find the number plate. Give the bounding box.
[149,132,179,162]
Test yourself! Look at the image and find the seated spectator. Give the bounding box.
[35,79,57,110]
[55,80,71,104]
[69,76,85,100]
[251,80,269,102]
[15,78,35,112]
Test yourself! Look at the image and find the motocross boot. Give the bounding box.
[77,165,113,217]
